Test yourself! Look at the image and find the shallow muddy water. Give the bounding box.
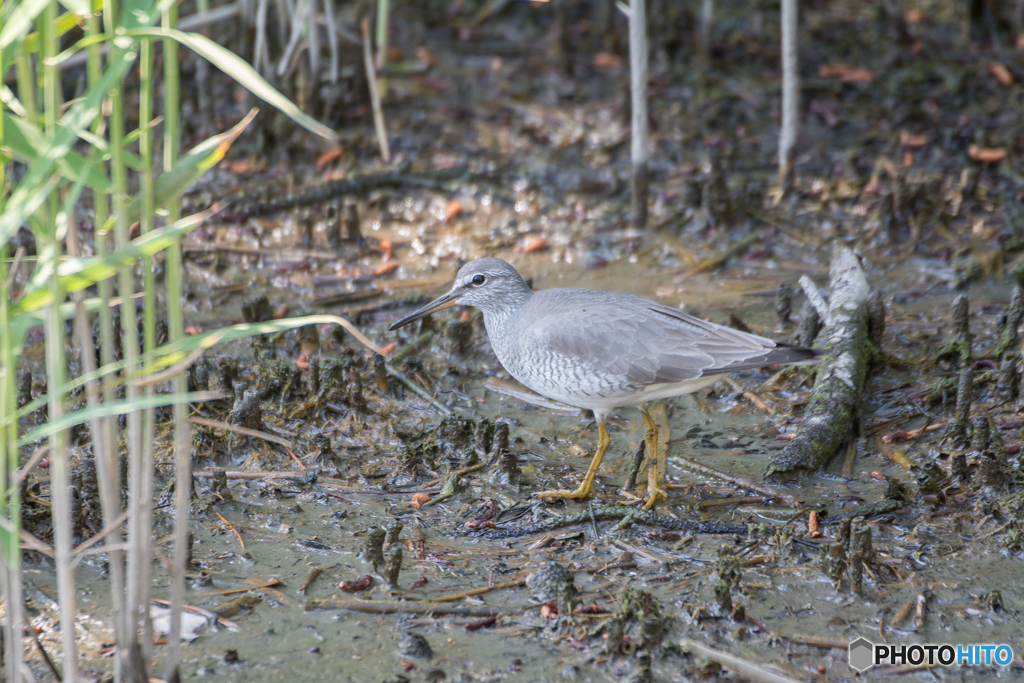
[15,0,1024,680]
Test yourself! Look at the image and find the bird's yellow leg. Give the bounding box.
[537,417,610,501]
[639,405,668,510]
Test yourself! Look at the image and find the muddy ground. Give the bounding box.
[14,0,1024,681]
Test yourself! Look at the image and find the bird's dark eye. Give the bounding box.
[471,274,486,286]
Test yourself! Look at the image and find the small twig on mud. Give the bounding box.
[27,610,63,681]
[574,559,639,574]
[14,444,50,485]
[318,480,442,495]
[388,331,435,365]
[428,575,526,603]
[694,496,763,510]
[421,462,486,488]
[70,508,132,562]
[864,412,924,434]
[721,376,774,414]
[194,470,310,480]
[190,579,282,599]
[891,600,914,626]
[305,599,510,616]
[214,511,246,551]
[785,634,852,649]
[675,457,802,508]
[190,416,305,469]
[675,231,760,282]
[298,567,321,595]
[680,638,802,683]
[385,364,452,415]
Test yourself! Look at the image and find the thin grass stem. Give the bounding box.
[84,8,127,679]
[162,1,192,674]
[41,2,79,678]
[0,36,25,679]
[361,16,390,161]
[136,33,158,666]
[102,0,147,668]
[628,0,648,229]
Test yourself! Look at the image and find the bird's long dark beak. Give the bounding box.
[388,291,460,331]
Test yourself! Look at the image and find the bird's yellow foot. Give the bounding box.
[536,484,594,501]
[638,404,667,510]
[537,417,610,503]
[641,486,668,510]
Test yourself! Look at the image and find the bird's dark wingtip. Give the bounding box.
[770,342,824,365]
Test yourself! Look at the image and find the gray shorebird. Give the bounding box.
[389,258,818,509]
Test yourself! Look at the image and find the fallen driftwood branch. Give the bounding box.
[766,247,878,479]
[680,639,803,683]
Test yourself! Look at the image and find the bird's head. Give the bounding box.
[388,258,531,330]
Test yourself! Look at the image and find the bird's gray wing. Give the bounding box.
[522,290,813,390]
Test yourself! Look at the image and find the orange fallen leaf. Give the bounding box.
[184,326,202,335]
[416,45,437,67]
[401,661,415,672]
[808,510,822,538]
[316,145,344,168]
[410,493,431,509]
[990,61,1013,86]
[379,238,393,260]
[223,158,252,173]
[593,52,625,69]
[463,520,496,529]
[295,351,310,370]
[968,145,1007,162]
[374,261,401,277]
[863,180,884,195]
[818,63,874,82]
[902,150,914,168]
[882,429,919,443]
[899,130,928,148]
[514,235,547,253]
[378,341,396,357]
[339,575,373,592]
[444,199,463,223]
[904,9,923,23]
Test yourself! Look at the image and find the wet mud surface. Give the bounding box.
[14,0,1024,680]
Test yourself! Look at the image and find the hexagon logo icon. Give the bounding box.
[849,638,874,671]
